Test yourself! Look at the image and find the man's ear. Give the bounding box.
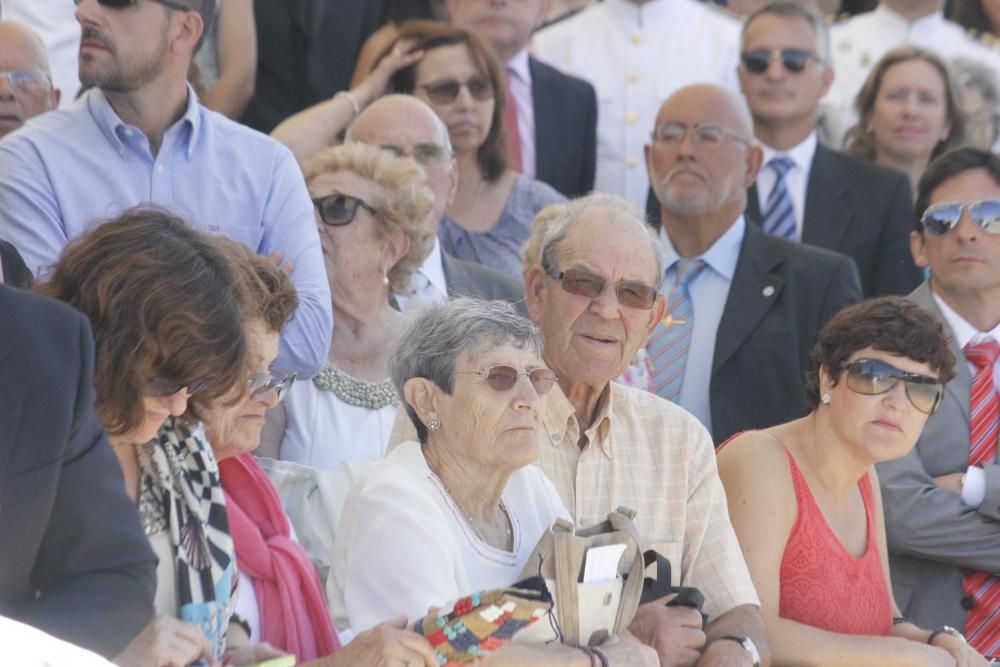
[644,294,667,340]
[172,10,205,57]
[524,263,547,324]
[402,377,440,426]
[536,0,554,28]
[744,144,764,187]
[910,229,930,269]
[445,158,459,207]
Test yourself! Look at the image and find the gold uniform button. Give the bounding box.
[626,156,638,167]
[626,111,638,123]
[627,72,639,83]
[631,34,642,45]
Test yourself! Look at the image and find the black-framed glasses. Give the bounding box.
[919,200,1000,236]
[418,76,494,105]
[75,0,194,10]
[145,376,211,397]
[740,48,820,74]
[379,142,451,167]
[0,70,51,94]
[312,194,378,226]
[247,368,296,402]
[546,267,658,310]
[838,358,944,415]
[650,122,751,149]
[455,365,558,395]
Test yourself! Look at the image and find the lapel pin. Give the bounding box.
[762,285,775,297]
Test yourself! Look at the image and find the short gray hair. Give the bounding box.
[389,298,543,443]
[742,1,831,65]
[536,193,665,290]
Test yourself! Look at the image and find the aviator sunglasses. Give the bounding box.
[919,200,1000,236]
[312,194,378,226]
[838,358,944,415]
[455,365,558,395]
[547,267,658,310]
[75,0,194,10]
[418,76,494,105]
[740,48,819,74]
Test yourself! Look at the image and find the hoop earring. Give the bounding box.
[427,418,440,431]
[821,393,831,405]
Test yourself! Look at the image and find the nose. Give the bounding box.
[255,387,281,410]
[75,0,98,25]
[453,84,475,110]
[882,380,909,411]
[765,52,786,80]
[901,92,918,116]
[161,388,191,417]
[0,74,15,100]
[510,372,542,409]
[953,207,982,243]
[588,281,621,320]
[676,128,698,157]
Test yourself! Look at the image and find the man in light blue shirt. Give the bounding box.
[0,0,331,377]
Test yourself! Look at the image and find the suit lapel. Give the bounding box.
[802,145,852,251]
[745,183,762,224]
[713,225,785,373]
[441,252,471,299]
[0,334,24,492]
[529,58,553,181]
[909,283,972,422]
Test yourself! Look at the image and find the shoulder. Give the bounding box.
[822,147,909,187]
[0,286,88,348]
[514,174,568,208]
[717,430,789,476]
[689,0,742,30]
[529,57,596,96]
[751,227,856,273]
[534,3,602,44]
[199,105,298,166]
[0,104,92,158]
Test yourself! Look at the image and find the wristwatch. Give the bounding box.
[714,635,761,666]
[928,626,966,645]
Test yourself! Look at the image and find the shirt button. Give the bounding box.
[626,112,638,124]
[124,128,133,137]
[549,432,561,443]
[156,165,165,173]
[626,156,638,167]
[631,34,641,45]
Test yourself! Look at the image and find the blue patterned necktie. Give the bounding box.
[762,156,796,239]
[647,258,708,402]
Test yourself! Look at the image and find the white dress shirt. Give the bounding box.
[657,217,746,434]
[755,132,818,241]
[506,49,536,179]
[1,0,80,107]
[931,289,1000,509]
[533,0,740,208]
[395,238,449,312]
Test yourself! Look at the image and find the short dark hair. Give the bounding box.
[38,206,247,436]
[914,147,1000,231]
[803,296,956,410]
[383,20,508,182]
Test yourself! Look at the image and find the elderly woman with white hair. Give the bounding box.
[328,298,657,667]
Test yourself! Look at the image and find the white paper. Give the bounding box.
[582,543,627,583]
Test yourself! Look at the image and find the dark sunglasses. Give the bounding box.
[418,76,493,105]
[547,267,658,310]
[75,0,194,11]
[456,365,558,395]
[920,200,1000,236]
[740,48,818,74]
[312,194,378,226]
[247,368,296,402]
[145,376,211,397]
[838,358,944,415]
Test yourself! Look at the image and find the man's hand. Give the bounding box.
[629,598,706,667]
[697,638,753,667]
[933,472,963,494]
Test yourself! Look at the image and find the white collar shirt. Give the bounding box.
[755,132,818,241]
[395,237,449,311]
[932,289,1000,388]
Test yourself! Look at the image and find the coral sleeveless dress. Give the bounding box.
[778,450,893,635]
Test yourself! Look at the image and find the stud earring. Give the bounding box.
[821,393,831,405]
[381,263,389,287]
[427,418,440,431]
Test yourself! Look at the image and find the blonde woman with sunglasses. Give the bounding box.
[717,296,990,666]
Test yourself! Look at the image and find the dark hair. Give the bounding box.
[215,237,299,334]
[915,146,1000,231]
[845,46,965,162]
[37,206,247,436]
[376,0,439,26]
[383,20,508,182]
[949,0,998,37]
[803,296,956,409]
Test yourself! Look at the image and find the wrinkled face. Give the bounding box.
[738,15,832,127]
[448,0,546,57]
[203,319,281,461]
[413,44,495,157]
[0,29,58,137]
[431,342,547,471]
[75,0,174,92]
[526,210,664,389]
[961,86,998,151]
[911,168,1000,301]
[823,347,937,463]
[868,59,951,164]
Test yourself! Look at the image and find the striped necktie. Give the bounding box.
[647,259,707,402]
[962,338,1000,657]
[762,156,796,239]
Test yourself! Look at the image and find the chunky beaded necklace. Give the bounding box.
[312,364,398,410]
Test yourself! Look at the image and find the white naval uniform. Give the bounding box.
[826,4,1000,138]
[532,0,741,209]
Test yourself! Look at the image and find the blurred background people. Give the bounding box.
[0,1,79,105]
[949,0,1000,40]
[190,0,257,119]
[0,21,59,138]
[953,57,1000,151]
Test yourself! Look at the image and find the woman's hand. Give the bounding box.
[113,616,212,667]
[599,631,661,667]
[332,616,438,667]
[223,642,287,666]
[931,632,991,667]
[352,39,424,109]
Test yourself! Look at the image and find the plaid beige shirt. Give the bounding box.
[537,381,759,620]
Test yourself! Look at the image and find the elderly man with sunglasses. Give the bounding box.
[876,147,1000,660]
[736,1,921,299]
[0,0,332,380]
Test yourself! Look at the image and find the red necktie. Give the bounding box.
[503,67,522,172]
[962,339,1000,657]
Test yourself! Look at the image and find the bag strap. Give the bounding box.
[553,527,581,646]
[639,549,673,605]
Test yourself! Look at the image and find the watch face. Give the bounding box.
[743,637,762,665]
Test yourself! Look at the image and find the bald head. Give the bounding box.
[0,21,58,137]
[654,84,755,138]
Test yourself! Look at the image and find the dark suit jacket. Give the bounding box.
[876,283,1000,632]
[530,57,597,198]
[709,222,863,444]
[442,251,527,315]
[745,144,921,297]
[0,286,156,657]
[0,240,31,288]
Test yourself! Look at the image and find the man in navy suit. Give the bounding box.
[645,83,861,444]
[0,285,156,657]
[447,0,597,198]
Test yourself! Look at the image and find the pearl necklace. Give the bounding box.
[435,474,513,548]
[312,364,398,410]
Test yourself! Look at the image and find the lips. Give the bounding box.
[580,333,618,345]
[871,418,902,432]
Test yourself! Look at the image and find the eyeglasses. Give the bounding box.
[455,365,558,395]
[546,267,658,310]
[418,76,494,105]
[312,194,378,226]
[379,142,451,167]
[0,70,51,94]
[145,376,211,397]
[650,122,751,149]
[740,48,820,74]
[919,200,1000,236]
[247,368,296,402]
[838,358,944,415]
[75,0,195,11]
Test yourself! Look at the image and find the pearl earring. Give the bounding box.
[427,418,440,431]
[821,393,831,405]
[381,263,389,287]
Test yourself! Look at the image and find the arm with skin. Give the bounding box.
[200,0,257,119]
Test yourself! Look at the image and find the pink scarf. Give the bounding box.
[219,453,340,661]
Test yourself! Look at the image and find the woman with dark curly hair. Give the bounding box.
[717,297,990,666]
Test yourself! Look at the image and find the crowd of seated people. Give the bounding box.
[1,0,1000,665]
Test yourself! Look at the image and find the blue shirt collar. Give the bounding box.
[659,215,746,283]
[87,83,203,160]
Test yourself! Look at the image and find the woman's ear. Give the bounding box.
[403,377,439,425]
